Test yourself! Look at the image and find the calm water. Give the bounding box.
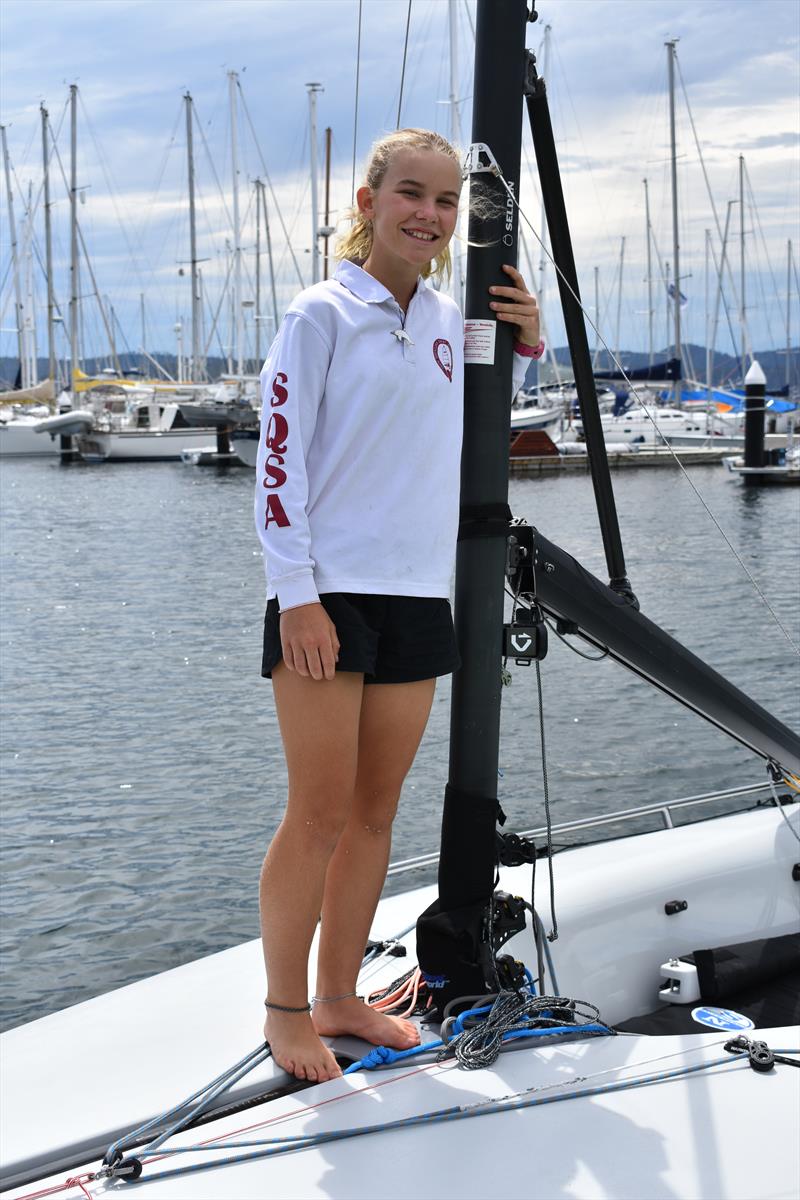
[1,456,798,1031]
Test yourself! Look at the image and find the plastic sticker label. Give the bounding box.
[464,319,497,365]
[690,1006,754,1032]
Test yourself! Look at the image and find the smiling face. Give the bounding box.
[356,148,462,273]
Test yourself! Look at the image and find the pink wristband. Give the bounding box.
[513,339,545,360]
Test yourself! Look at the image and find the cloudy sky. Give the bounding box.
[1,0,798,374]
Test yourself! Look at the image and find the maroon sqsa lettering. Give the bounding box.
[262,372,292,528]
[264,494,291,528]
[271,372,288,406]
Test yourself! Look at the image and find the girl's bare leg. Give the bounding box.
[312,678,436,1048]
[260,663,364,1082]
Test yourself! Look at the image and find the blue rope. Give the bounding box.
[343,1039,444,1075]
[342,1022,611,1075]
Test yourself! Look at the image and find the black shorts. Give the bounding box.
[261,592,460,685]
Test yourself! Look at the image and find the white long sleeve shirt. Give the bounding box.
[254,259,529,611]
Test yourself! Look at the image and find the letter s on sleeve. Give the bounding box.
[263,455,288,489]
[271,372,288,406]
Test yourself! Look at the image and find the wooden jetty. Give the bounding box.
[508,431,730,474]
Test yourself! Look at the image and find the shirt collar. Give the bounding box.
[334,259,425,305]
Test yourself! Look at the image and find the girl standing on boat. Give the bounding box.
[255,128,542,1082]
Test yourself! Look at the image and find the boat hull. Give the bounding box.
[0,419,59,457]
[75,428,221,462]
[2,803,797,1198]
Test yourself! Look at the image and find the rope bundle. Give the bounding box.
[366,966,432,1017]
[440,991,609,1071]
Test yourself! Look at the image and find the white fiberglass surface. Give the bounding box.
[5,1026,799,1200]
[2,805,797,1194]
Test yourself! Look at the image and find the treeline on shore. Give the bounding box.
[1,343,797,394]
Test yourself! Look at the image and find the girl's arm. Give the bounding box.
[254,312,331,612]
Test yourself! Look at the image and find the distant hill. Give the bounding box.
[1,344,797,394]
[545,344,798,394]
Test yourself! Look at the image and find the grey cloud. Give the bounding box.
[736,131,800,150]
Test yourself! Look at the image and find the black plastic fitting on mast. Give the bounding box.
[524,52,638,606]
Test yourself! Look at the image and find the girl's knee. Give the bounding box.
[284,794,351,849]
[352,786,402,833]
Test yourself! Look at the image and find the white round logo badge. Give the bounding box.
[690,1006,754,1032]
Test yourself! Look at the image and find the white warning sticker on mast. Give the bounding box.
[464,319,496,365]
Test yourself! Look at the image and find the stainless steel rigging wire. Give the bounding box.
[396,2,413,129]
[237,82,306,291]
[350,0,363,207]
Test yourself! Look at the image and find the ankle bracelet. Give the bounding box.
[311,991,360,1004]
[264,999,311,1013]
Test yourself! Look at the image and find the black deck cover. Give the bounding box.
[617,934,800,1034]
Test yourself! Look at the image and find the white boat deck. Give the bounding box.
[3,805,798,1199]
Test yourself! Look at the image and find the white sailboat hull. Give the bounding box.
[0,416,59,457]
[3,803,797,1199]
[75,427,221,462]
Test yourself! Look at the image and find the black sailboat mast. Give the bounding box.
[441,0,529,913]
[416,0,531,1007]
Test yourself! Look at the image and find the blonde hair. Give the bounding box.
[335,129,461,283]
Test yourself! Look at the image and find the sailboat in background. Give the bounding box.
[2,5,799,1198]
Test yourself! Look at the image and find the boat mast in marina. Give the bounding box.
[666,40,681,404]
[708,198,734,396]
[255,176,262,363]
[184,91,203,382]
[229,71,244,377]
[786,240,793,390]
[40,104,58,389]
[1,124,28,388]
[614,235,625,368]
[739,153,750,381]
[69,83,80,392]
[322,125,333,281]
[307,81,323,287]
[255,177,279,355]
[643,178,654,369]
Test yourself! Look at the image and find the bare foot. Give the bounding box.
[264,1010,343,1083]
[312,996,420,1051]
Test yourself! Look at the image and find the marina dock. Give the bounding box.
[509,445,732,474]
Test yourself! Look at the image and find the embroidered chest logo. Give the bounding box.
[432,338,453,382]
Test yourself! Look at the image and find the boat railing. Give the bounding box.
[385,781,778,879]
